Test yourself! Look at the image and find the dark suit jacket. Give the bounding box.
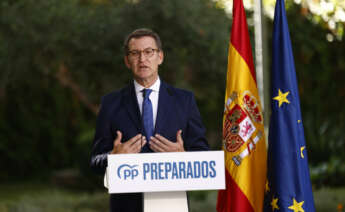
[90,80,209,212]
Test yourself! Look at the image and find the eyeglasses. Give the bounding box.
[127,48,160,59]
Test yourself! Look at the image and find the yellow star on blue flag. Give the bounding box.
[288,198,304,212]
[271,197,279,211]
[273,89,290,107]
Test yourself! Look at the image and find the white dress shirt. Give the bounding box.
[134,78,160,127]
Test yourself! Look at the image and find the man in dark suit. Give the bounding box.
[90,28,209,212]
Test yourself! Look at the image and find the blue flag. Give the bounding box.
[264,0,316,211]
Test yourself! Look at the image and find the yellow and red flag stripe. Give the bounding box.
[216,0,267,212]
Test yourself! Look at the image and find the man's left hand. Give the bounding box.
[149,130,185,152]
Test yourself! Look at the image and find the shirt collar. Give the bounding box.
[134,77,161,94]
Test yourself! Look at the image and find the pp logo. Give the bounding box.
[117,164,139,180]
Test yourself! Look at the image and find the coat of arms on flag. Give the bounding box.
[223,91,263,166]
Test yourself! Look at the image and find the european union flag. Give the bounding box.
[264,0,316,211]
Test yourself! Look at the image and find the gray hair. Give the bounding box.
[123,28,162,55]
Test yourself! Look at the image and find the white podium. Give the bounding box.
[144,191,188,212]
[104,151,225,212]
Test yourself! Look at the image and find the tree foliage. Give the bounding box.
[263,2,345,186]
[0,0,229,180]
[285,4,345,186]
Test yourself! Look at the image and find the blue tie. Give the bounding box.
[142,89,154,141]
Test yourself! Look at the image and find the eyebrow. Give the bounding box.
[129,47,156,51]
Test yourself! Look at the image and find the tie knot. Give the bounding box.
[143,89,152,99]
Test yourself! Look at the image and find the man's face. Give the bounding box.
[124,36,164,84]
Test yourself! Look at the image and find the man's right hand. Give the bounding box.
[110,131,146,154]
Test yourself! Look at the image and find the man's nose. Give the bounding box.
[138,52,147,62]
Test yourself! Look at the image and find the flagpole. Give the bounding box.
[253,0,264,110]
[254,0,270,139]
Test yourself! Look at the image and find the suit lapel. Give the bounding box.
[123,83,142,131]
[155,82,174,134]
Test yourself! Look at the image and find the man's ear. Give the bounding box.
[124,56,131,69]
[158,51,164,65]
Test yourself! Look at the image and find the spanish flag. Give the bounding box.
[216,0,267,211]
